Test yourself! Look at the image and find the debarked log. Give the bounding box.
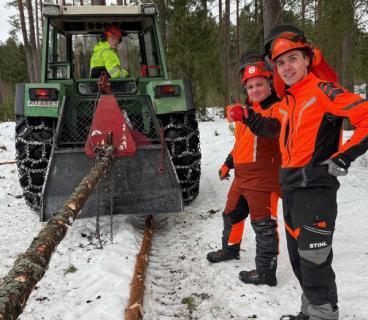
[0,146,115,320]
[124,215,154,320]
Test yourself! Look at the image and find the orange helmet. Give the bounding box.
[264,25,311,62]
[239,50,272,85]
[242,62,272,84]
[270,34,311,62]
[104,24,122,40]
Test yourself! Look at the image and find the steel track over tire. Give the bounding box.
[15,116,55,211]
[159,110,201,204]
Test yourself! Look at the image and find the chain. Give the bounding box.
[95,172,103,249]
[92,144,115,247]
[94,147,106,249]
[15,119,54,210]
[163,112,201,197]
[109,161,114,244]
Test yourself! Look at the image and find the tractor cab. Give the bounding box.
[44,4,164,83]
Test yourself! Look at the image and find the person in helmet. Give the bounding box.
[226,25,368,320]
[90,23,129,79]
[207,51,282,287]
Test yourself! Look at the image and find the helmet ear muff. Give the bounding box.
[100,32,107,42]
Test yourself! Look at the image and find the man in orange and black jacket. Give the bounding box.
[227,25,368,320]
[207,51,282,287]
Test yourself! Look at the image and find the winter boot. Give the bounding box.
[280,313,309,320]
[207,249,240,263]
[239,269,277,287]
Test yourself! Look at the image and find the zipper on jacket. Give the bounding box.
[285,91,296,167]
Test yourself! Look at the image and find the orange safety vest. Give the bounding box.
[229,96,282,192]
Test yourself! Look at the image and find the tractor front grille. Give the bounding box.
[56,95,161,149]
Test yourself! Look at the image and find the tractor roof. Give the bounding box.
[44,4,158,33]
[43,4,157,17]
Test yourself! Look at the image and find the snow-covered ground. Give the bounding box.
[1,120,368,320]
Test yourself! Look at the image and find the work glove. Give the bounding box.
[226,104,249,122]
[218,164,231,180]
[319,155,350,177]
[120,69,130,78]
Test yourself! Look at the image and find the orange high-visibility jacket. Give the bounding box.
[245,72,368,191]
[228,95,281,192]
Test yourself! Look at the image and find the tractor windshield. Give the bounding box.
[45,16,163,80]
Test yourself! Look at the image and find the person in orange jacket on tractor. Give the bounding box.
[207,51,282,287]
[226,25,368,320]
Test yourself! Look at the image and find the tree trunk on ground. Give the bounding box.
[0,146,115,320]
[262,0,280,40]
[26,0,40,82]
[124,215,154,320]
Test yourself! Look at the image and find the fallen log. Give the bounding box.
[0,146,115,320]
[0,160,16,166]
[125,215,154,320]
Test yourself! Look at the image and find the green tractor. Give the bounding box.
[15,4,201,220]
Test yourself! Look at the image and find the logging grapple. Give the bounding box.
[14,4,201,221]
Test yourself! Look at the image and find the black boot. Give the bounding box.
[239,269,277,287]
[207,249,240,263]
[279,313,309,320]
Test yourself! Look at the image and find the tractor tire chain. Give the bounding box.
[15,117,55,211]
[159,110,201,204]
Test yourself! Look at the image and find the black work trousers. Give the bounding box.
[222,186,279,275]
[282,187,338,306]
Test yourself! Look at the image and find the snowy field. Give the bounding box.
[1,120,368,320]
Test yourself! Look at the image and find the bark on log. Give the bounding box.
[125,215,154,320]
[0,146,115,320]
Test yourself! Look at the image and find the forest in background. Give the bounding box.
[1,0,368,121]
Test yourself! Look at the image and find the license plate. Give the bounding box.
[28,100,59,108]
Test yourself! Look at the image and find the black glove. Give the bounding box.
[224,154,234,169]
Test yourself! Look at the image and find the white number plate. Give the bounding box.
[28,100,59,108]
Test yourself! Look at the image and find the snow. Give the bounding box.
[1,120,368,320]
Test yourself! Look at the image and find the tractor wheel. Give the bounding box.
[15,116,55,211]
[159,110,201,204]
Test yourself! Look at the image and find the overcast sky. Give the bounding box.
[0,0,17,42]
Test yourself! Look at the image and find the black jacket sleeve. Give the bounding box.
[224,154,234,169]
[243,108,281,138]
